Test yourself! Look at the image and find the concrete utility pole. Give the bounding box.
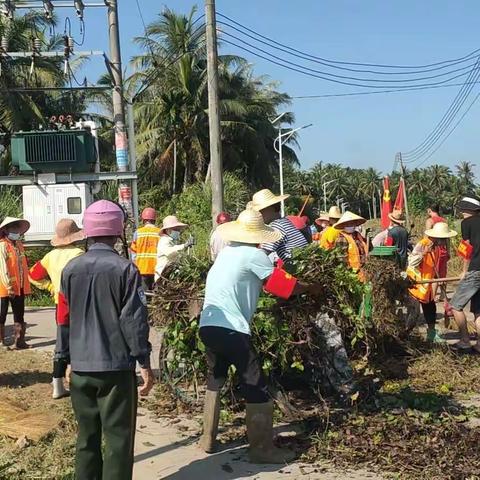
[205,0,224,225]
[107,0,133,217]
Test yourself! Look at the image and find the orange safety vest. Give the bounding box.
[0,239,31,297]
[130,224,161,275]
[338,232,368,281]
[407,237,438,303]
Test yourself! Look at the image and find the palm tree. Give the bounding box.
[128,7,295,190]
[456,161,476,191]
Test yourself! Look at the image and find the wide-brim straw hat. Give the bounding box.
[0,217,30,235]
[161,215,188,232]
[218,208,283,244]
[425,222,457,239]
[51,218,85,247]
[388,209,406,225]
[315,212,330,225]
[328,206,342,219]
[251,189,290,211]
[334,211,366,230]
[457,196,480,212]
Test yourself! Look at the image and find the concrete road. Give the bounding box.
[6,308,382,480]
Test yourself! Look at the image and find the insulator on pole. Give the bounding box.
[74,0,85,19]
[33,37,42,52]
[0,37,8,52]
[43,0,54,20]
[1,1,15,19]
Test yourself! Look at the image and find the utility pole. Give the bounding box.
[126,101,138,227]
[107,0,132,217]
[397,152,410,227]
[173,138,177,194]
[205,0,224,225]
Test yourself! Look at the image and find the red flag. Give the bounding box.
[381,176,392,229]
[394,178,405,211]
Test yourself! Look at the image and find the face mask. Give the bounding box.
[344,227,355,234]
[7,233,20,241]
[170,230,181,241]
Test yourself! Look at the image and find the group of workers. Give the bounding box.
[1,189,480,479]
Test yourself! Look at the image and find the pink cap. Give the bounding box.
[83,200,125,238]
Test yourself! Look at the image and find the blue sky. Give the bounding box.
[56,1,480,174]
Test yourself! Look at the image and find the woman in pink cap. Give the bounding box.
[155,215,193,280]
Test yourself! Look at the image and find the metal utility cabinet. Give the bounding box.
[22,183,92,242]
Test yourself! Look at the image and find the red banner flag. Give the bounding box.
[394,177,405,211]
[381,176,392,229]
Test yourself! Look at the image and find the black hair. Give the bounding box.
[428,204,441,214]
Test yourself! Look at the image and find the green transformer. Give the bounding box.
[11,130,97,174]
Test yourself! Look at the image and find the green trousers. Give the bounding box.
[70,371,137,480]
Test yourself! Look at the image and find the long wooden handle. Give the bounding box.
[415,276,461,285]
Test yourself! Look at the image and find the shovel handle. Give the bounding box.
[415,276,461,285]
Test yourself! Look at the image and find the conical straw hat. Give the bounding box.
[0,217,30,235]
[251,189,290,211]
[425,222,457,239]
[217,209,283,244]
[328,206,342,219]
[388,209,406,225]
[334,211,366,230]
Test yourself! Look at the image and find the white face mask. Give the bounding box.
[170,230,181,241]
[344,227,355,234]
[7,233,20,241]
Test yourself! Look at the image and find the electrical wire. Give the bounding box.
[217,18,480,76]
[221,37,476,89]
[411,91,480,168]
[402,57,480,162]
[217,12,480,71]
[220,29,478,84]
[290,81,480,98]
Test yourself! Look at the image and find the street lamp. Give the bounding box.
[321,175,336,212]
[272,122,313,216]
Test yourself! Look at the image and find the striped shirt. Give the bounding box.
[262,217,309,262]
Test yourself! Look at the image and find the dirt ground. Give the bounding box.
[0,309,383,480]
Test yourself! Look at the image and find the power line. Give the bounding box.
[290,81,480,98]
[221,37,476,89]
[220,29,478,84]
[402,57,480,162]
[217,12,480,71]
[411,91,480,169]
[217,18,480,76]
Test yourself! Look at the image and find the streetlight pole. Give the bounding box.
[321,178,335,212]
[273,123,313,217]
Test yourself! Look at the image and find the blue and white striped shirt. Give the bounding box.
[262,217,309,262]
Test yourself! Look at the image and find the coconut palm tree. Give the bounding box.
[128,7,295,190]
[455,161,476,191]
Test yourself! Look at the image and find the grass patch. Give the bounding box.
[0,350,75,480]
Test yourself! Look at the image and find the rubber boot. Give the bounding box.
[11,322,31,350]
[246,401,295,464]
[199,390,221,453]
[52,377,70,400]
[426,327,445,344]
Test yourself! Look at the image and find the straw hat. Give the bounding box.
[334,211,366,230]
[217,209,283,244]
[251,189,290,211]
[388,209,406,225]
[0,217,30,235]
[425,222,457,239]
[457,196,480,212]
[160,215,188,232]
[51,219,85,247]
[315,212,330,225]
[328,206,342,219]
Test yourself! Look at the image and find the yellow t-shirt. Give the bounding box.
[320,226,341,250]
[29,246,84,303]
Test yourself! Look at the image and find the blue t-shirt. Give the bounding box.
[200,244,274,335]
